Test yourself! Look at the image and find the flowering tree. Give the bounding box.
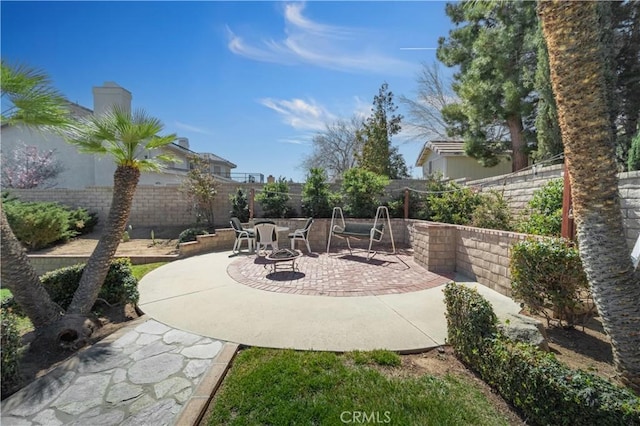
[1,142,63,189]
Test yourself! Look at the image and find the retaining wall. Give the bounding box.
[466,167,640,250]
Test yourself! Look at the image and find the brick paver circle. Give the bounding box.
[227,249,453,297]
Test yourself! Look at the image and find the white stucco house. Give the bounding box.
[1,82,236,189]
[415,140,512,181]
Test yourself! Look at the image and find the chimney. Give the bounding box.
[176,137,190,149]
[92,82,132,116]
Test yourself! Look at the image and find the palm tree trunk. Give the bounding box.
[0,206,64,328]
[539,1,640,393]
[67,165,140,315]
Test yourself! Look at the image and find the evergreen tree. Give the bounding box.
[359,83,403,178]
[437,2,539,171]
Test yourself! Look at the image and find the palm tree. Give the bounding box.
[1,61,68,328]
[64,106,176,314]
[538,1,640,392]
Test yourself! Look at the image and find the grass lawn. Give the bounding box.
[208,348,513,426]
[131,262,167,281]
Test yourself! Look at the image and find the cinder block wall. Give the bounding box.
[467,167,640,250]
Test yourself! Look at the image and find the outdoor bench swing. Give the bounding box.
[326,206,396,260]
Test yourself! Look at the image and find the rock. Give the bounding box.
[111,331,139,348]
[162,329,202,346]
[32,409,63,426]
[136,333,161,345]
[180,341,222,359]
[498,313,549,351]
[134,320,171,335]
[154,377,192,399]
[53,375,111,415]
[129,341,173,361]
[106,383,144,404]
[184,359,210,379]
[2,370,76,417]
[120,399,179,426]
[68,409,125,426]
[128,353,184,384]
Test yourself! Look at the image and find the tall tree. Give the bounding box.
[0,62,69,330]
[400,62,457,141]
[359,82,403,178]
[532,23,563,163]
[64,106,176,314]
[302,116,363,181]
[538,0,640,392]
[438,2,539,171]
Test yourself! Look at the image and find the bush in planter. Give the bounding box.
[229,188,250,223]
[341,167,388,218]
[40,258,139,310]
[443,283,640,425]
[510,238,589,327]
[256,177,291,218]
[471,190,513,231]
[516,178,563,236]
[178,227,209,244]
[3,200,77,250]
[67,207,99,235]
[301,168,339,218]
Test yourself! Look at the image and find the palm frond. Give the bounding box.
[1,61,70,128]
[60,104,175,169]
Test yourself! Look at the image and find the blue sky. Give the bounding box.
[1,1,455,182]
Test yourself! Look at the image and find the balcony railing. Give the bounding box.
[227,172,264,183]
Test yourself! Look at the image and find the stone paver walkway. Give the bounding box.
[228,249,454,296]
[1,318,237,426]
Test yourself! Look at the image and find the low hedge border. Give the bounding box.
[443,282,640,426]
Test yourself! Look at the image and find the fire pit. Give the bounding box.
[265,249,302,273]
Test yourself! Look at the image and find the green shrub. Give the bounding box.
[178,227,208,244]
[40,258,139,310]
[1,308,22,396]
[3,200,77,250]
[341,167,388,218]
[444,282,640,426]
[386,190,428,219]
[517,179,563,236]
[67,207,98,235]
[510,238,589,327]
[428,183,482,225]
[301,168,339,218]
[229,188,250,223]
[256,177,291,218]
[471,190,513,231]
[443,283,498,368]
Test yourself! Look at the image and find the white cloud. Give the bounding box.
[174,121,214,136]
[226,3,414,75]
[259,98,335,131]
[278,137,308,145]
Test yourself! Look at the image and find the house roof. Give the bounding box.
[415,140,465,166]
[201,152,237,169]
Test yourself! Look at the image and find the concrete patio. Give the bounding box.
[138,249,521,352]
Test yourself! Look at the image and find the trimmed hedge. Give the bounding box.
[443,282,640,426]
[40,258,139,310]
[510,238,590,327]
[1,308,22,396]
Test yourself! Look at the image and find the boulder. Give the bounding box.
[498,313,549,351]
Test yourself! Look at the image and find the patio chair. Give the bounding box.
[288,217,314,253]
[255,223,278,255]
[230,217,255,253]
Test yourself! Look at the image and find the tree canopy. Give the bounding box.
[437,2,539,171]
